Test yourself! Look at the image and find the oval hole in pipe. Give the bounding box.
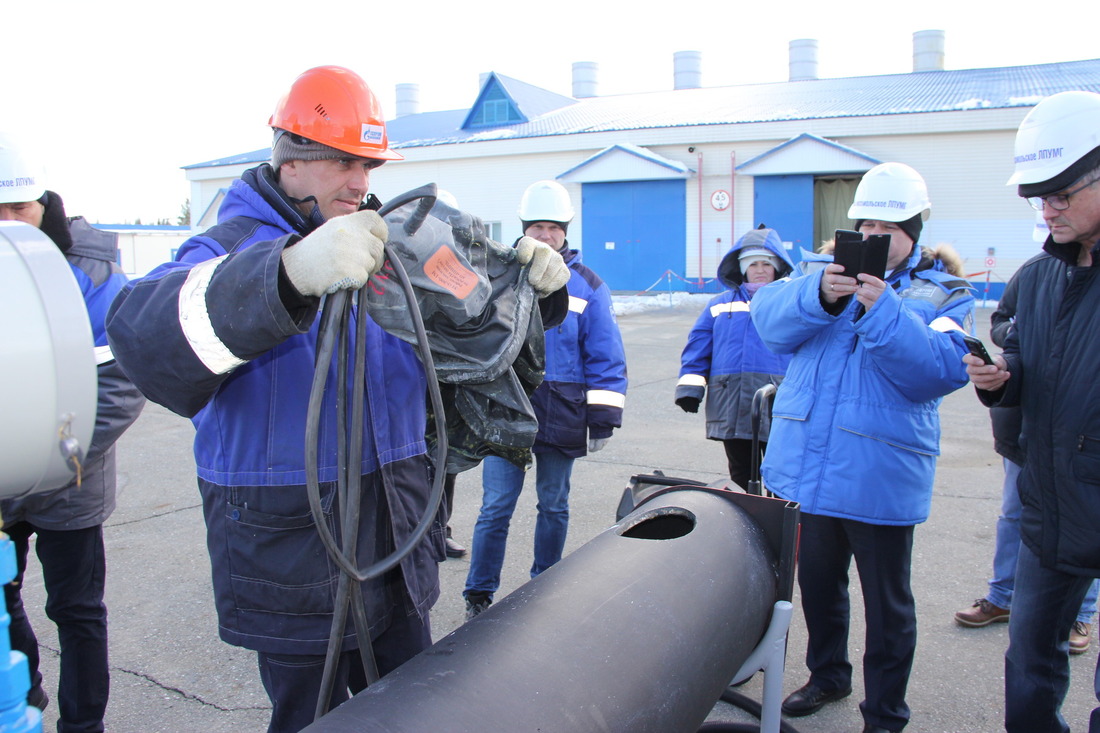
[619,507,696,540]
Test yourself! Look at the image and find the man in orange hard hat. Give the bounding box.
[106,66,567,733]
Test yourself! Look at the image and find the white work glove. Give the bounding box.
[515,236,570,296]
[588,437,610,453]
[281,210,388,297]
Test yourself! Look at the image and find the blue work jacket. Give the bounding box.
[751,246,974,525]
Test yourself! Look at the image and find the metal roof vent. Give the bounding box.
[674,51,702,90]
[789,39,819,81]
[913,29,945,72]
[573,61,599,98]
[395,83,420,117]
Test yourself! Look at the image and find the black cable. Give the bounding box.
[304,188,448,721]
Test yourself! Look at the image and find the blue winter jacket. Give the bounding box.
[676,228,794,441]
[105,165,443,654]
[751,245,974,525]
[532,245,627,458]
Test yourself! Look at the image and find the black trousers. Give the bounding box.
[5,522,109,733]
[723,438,765,491]
[257,609,432,733]
[797,513,916,732]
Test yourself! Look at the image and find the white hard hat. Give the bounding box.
[847,162,931,222]
[518,180,575,224]
[1007,91,1100,191]
[0,133,47,205]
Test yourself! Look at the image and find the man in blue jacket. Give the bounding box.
[463,180,627,619]
[968,90,1100,733]
[752,162,974,733]
[104,68,566,733]
[0,133,145,732]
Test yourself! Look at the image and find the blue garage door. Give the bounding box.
[580,180,685,292]
[753,175,813,265]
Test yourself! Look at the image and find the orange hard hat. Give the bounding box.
[269,65,403,161]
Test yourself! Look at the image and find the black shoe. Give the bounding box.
[781,681,852,717]
[464,592,491,621]
[862,725,893,733]
[27,684,48,712]
[445,537,467,558]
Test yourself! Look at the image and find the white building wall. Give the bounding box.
[115,231,191,278]
[184,107,1040,287]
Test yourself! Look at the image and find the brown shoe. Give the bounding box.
[1070,621,1091,655]
[955,598,1010,627]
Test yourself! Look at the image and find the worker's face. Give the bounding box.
[858,219,915,271]
[744,260,777,284]
[1040,174,1100,247]
[524,221,567,252]
[280,157,381,221]
[0,199,44,228]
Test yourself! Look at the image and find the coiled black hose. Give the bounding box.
[303,186,448,720]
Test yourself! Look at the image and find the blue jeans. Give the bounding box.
[1005,542,1099,733]
[464,451,575,599]
[4,522,108,733]
[990,459,1099,622]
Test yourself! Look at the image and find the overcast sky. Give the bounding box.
[5,0,1097,224]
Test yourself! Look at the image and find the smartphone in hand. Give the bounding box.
[833,229,890,281]
[962,334,995,365]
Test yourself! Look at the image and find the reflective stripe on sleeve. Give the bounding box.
[587,389,626,408]
[568,296,588,314]
[178,256,245,375]
[929,316,965,334]
[677,374,706,387]
[709,301,750,317]
[94,345,115,365]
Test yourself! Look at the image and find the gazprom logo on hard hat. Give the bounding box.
[361,124,385,144]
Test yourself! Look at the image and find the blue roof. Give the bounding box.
[186,59,1100,170]
[386,59,1100,149]
[182,147,270,170]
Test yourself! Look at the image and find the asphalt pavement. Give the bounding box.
[18,300,1099,732]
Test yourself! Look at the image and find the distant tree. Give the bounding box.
[155,218,171,226]
[133,217,142,226]
[178,199,191,227]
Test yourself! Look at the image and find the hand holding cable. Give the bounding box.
[281,210,388,297]
[515,236,570,296]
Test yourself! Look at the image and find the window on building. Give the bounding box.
[466,84,522,128]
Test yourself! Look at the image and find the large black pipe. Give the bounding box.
[303,487,784,733]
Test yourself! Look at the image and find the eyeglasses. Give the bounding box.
[1027,175,1100,211]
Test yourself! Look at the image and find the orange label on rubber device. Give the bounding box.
[423,246,477,299]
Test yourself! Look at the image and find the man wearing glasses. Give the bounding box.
[967,90,1100,733]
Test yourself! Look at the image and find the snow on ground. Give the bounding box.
[611,291,1000,317]
[611,292,713,316]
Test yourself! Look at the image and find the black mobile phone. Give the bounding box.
[962,334,995,365]
[833,230,890,281]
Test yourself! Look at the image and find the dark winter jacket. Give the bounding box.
[531,244,627,458]
[675,228,794,441]
[979,237,1100,576]
[105,165,444,654]
[987,257,1049,466]
[2,201,145,531]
